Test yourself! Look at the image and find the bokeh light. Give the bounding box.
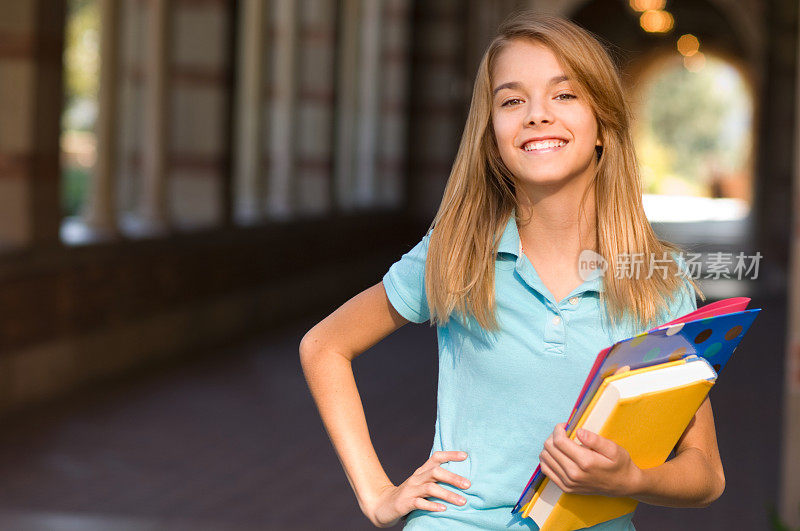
[630,0,667,12]
[684,52,706,72]
[677,34,700,56]
[640,10,675,33]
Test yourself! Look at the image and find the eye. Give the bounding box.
[555,93,577,101]
[501,98,523,107]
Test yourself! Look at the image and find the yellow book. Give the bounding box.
[522,356,716,531]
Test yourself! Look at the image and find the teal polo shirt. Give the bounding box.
[381,211,697,530]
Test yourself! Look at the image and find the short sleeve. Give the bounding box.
[382,232,431,323]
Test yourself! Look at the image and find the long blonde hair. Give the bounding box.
[423,11,704,333]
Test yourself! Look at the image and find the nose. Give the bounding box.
[524,97,553,125]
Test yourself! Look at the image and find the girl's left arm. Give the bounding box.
[539,396,725,508]
[628,395,726,508]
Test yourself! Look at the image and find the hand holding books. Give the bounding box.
[513,297,762,531]
[538,421,641,498]
[537,365,635,499]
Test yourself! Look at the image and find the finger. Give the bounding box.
[429,451,468,465]
[423,482,467,507]
[575,428,618,461]
[613,365,630,375]
[413,497,446,512]
[418,451,467,475]
[539,458,570,493]
[539,448,570,489]
[552,423,594,470]
[430,466,471,490]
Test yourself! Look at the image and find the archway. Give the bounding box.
[630,50,755,223]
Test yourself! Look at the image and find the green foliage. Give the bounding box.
[62,166,89,217]
[635,56,752,195]
[64,0,99,111]
[645,63,726,177]
[62,0,98,218]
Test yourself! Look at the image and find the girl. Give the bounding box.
[300,11,725,530]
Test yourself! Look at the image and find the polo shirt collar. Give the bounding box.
[497,210,520,257]
[496,209,605,295]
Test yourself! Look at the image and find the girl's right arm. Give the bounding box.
[299,281,470,528]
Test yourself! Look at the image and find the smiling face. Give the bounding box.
[491,39,601,192]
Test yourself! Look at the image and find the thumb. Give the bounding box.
[576,428,617,460]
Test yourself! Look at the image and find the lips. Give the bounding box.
[521,138,569,153]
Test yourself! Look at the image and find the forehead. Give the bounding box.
[492,40,566,84]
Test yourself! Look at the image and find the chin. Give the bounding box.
[518,171,574,185]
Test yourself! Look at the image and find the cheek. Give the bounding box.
[587,120,599,145]
[492,120,516,155]
[497,139,517,166]
[573,111,599,145]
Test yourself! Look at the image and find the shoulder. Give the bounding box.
[393,230,432,267]
[381,230,433,324]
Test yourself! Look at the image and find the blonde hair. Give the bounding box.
[423,11,704,333]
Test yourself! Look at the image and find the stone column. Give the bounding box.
[233,0,266,225]
[353,0,382,209]
[780,3,800,525]
[139,0,171,233]
[84,0,120,238]
[0,0,63,247]
[266,0,297,220]
[294,0,336,217]
[377,0,411,209]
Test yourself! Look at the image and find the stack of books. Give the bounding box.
[512,297,761,531]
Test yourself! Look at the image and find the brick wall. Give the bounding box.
[0,0,423,415]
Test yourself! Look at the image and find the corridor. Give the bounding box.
[0,281,782,530]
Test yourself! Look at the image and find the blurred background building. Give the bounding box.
[0,0,796,529]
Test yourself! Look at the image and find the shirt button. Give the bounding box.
[569,296,579,305]
[552,316,561,325]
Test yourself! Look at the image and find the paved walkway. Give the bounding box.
[0,283,783,529]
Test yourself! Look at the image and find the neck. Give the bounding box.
[515,169,597,261]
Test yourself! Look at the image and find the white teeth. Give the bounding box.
[523,139,567,151]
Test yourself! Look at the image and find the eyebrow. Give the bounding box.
[492,75,570,96]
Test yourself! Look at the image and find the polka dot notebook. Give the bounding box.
[513,296,762,515]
